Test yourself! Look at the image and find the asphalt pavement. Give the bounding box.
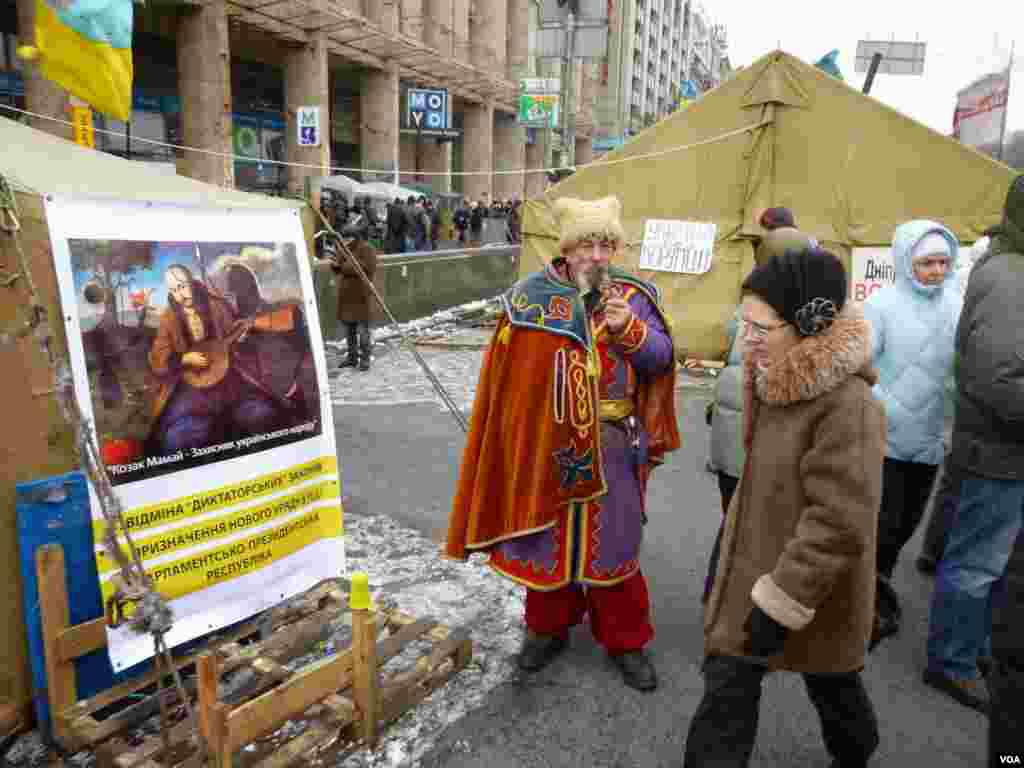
[331,347,993,768]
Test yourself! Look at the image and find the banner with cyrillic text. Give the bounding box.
[46,197,345,671]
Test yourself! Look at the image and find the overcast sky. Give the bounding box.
[709,1,1022,137]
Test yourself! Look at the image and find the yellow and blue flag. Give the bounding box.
[34,0,133,120]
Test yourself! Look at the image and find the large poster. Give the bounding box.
[46,197,344,671]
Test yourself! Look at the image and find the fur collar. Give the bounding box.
[745,302,877,407]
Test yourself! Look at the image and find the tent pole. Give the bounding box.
[862,53,883,95]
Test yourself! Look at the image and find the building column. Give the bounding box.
[423,0,453,57]
[470,0,505,72]
[284,30,330,196]
[451,0,470,64]
[506,0,529,81]
[420,139,452,193]
[493,111,524,201]
[177,0,234,186]
[367,0,399,34]
[462,99,493,202]
[360,62,399,183]
[524,137,546,198]
[574,136,593,167]
[16,0,71,140]
[400,0,424,40]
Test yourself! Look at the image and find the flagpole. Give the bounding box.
[997,40,1014,162]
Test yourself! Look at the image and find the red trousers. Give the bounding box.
[524,570,654,653]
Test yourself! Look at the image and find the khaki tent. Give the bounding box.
[0,117,312,729]
[522,50,1016,361]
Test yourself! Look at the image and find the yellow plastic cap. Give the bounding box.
[349,571,372,610]
[16,45,39,61]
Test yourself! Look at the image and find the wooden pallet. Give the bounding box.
[36,543,473,768]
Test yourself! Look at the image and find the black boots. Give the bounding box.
[611,650,658,691]
[517,632,567,672]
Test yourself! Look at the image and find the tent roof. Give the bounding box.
[527,49,1014,248]
[0,117,303,210]
[521,50,1017,360]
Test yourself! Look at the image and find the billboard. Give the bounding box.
[518,78,561,128]
[953,71,1010,148]
[855,40,927,75]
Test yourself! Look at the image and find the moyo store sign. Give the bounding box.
[401,87,459,138]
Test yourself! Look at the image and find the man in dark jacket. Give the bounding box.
[924,175,1024,714]
[332,223,379,371]
[453,201,469,243]
[990,530,1024,767]
[386,197,407,253]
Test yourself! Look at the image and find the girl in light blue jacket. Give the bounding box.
[863,219,962,639]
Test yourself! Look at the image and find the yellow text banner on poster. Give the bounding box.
[93,456,338,540]
[95,480,339,575]
[100,504,343,604]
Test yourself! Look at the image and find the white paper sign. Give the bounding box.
[297,106,321,147]
[851,246,895,303]
[639,219,717,274]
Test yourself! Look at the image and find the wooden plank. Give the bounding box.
[351,610,379,748]
[61,619,263,721]
[250,695,357,768]
[36,544,77,748]
[101,717,194,768]
[56,618,106,662]
[226,618,437,753]
[66,680,196,747]
[378,630,472,726]
[220,601,347,675]
[197,653,218,748]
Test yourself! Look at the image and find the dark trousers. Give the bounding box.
[702,472,738,604]
[683,655,879,768]
[920,453,961,564]
[876,458,938,623]
[341,320,371,363]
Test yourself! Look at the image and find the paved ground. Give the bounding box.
[328,338,996,768]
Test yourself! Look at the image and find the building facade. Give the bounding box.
[1,0,601,201]
[593,0,729,148]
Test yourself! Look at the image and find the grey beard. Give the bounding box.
[574,265,608,295]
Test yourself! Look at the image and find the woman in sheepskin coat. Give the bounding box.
[685,246,887,768]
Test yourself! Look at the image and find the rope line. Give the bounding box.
[1,103,769,179]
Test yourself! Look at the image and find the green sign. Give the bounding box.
[518,78,560,128]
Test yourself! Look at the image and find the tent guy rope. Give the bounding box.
[0,104,770,179]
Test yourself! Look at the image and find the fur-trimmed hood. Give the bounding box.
[742,303,876,450]
[747,302,877,407]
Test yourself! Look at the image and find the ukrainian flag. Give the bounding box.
[34,0,133,120]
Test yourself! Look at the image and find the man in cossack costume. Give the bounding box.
[445,196,680,690]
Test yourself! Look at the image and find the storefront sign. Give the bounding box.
[71,106,95,148]
[639,219,717,274]
[518,78,560,128]
[46,197,343,670]
[297,105,321,147]
[401,88,458,138]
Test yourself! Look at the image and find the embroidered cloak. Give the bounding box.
[445,262,680,587]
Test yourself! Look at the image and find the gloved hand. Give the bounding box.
[743,605,788,658]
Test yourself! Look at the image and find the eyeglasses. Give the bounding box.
[741,318,787,341]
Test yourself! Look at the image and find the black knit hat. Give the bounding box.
[742,246,848,337]
[759,207,796,231]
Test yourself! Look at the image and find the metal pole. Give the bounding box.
[561,12,577,167]
[862,52,883,94]
[996,41,1014,162]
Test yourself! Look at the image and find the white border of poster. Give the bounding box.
[850,246,896,303]
[45,196,345,671]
